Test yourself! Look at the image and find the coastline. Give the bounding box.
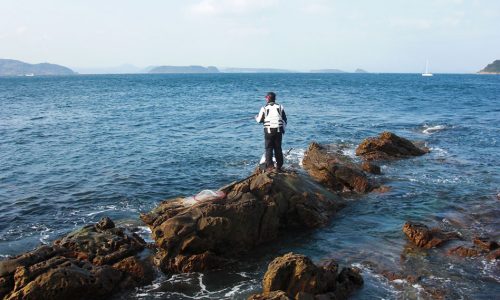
[2,132,496,299]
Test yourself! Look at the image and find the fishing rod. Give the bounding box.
[199,116,255,131]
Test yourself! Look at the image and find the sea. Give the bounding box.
[0,73,499,299]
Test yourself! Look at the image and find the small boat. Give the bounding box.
[422,60,433,76]
[24,73,35,77]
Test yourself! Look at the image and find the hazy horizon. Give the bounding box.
[1,0,499,73]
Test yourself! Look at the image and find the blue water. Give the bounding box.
[1,74,499,299]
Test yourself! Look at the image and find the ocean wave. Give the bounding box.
[429,146,449,157]
[422,124,447,134]
[285,148,305,167]
[341,146,356,159]
[480,259,500,283]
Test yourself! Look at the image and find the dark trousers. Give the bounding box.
[264,128,283,169]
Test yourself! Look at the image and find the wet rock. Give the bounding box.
[448,246,483,257]
[0,217,153,300]
[356,131,429,160]
[448,236,499,259]
[96,216,115,230]
[361,161,381,174]
[486,249,500,260]
[473,236,499,251]
[302,142,373,193]
[402,221,461,249]
[141,172,344,273]
[380,270,421,283]
[249,253,363,300]
[248,290,290,300]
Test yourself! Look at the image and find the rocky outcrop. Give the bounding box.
[140,171,344,273]
[361,161,381,174]
[356,132,429,160]
[0,217,154,300]
[248,253,363,300]
[448,236,499,258]
[302,142,373,193]
[402,221,461,249]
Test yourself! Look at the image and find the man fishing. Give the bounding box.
[255,92,288,172]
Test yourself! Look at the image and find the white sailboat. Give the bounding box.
[422,60,433,76]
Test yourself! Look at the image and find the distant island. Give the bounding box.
[149,65,219,74]
[0,59,75,76]
[310,69,347,73]
[478,60,500,74]
[354,68,368,73]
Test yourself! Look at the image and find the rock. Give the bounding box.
[335,267,364,299]
[448,246,483,257]
[361,161,381,174]
[372,185,391,193]
[402,221,461,249]
[355,131,429,160]
[250,253,362,300]
[302,142,373,193]
[448,237,499,258]
[486,249,500,260]
[247,290,291,300]
[0,217,154,300]
[380,270,421,283]
[141,172,344,273]
[96,216,115,230]
[473,236,499,251]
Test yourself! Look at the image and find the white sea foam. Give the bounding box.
[137,226,153,243]
[341,147,356,159]
[286,148,305,167]
[422,124,447,134]
[85,205,118,217]
[429,146,448,156]
[480,259,500,282]
[224,283,244,297]
[351,263,401,292]
[197,273,208,295]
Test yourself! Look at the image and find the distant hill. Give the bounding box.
[149,65,219,74]
[478,60,500,74]
[0,59,76,76]
[222,67,293,73]
[354,68,368,73]
[310,69,347,73]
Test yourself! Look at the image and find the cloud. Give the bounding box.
[188,0,279,16]
[303,1,333,15]
[16,26,27,34]
[441,11,465,27]
[0,26,27,40]
[390,18,433,30]
[227,25,270,37]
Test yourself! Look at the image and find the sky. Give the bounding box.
[0,0,499,73]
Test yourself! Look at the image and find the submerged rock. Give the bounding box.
[0,217,154,300]
[402,221,461,249]
[448,246,483,257]
[356,131,429,160]
[140,172,344,273]
[249,252,363,300]
[448,236,499,259]
[302,142,373,193]
[361,161,381,175]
